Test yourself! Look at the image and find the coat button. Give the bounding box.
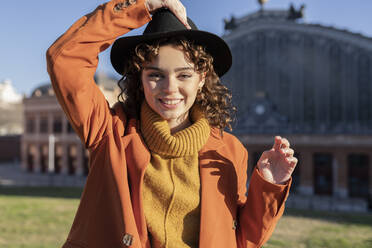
[232,220,238,230]
[122,233,134,246]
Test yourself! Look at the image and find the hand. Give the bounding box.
[145,0,191,29]
[256,136,298,185]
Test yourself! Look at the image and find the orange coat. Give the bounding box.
[46,0,291,247]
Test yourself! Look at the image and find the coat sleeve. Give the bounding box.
[236,148,292,248]
[46,0,151,149]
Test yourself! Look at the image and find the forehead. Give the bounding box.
[144,44,195,69]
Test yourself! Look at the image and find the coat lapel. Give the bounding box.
[198,128,227,246]
[124,118,151,247]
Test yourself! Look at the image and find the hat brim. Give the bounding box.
[110,29,232,77]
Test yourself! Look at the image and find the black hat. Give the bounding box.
[110,8,232,77]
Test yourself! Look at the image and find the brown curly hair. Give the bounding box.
[117,36,236,131]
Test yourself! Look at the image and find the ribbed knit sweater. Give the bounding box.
[140,101,210,248]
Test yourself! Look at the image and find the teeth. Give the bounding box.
[161,99,182,105]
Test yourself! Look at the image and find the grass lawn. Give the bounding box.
[0,187,82,248]
[1,186,372,248]
[265,208,372,248]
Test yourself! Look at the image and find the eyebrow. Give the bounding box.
[143,66,194,72]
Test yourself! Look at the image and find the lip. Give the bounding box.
[158,98,183,109]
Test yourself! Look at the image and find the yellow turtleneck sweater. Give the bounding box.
[140,101,210,248]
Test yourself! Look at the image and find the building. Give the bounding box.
[0,79,23,163]
[222,4,372,210]
[21,73,120,175]
[0,79,23,135]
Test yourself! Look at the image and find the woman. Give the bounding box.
[46,0,297,247]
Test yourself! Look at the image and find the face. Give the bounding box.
[141,45,205,128]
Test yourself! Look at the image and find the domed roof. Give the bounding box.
[31,83,54,97]
[222,7,372,135]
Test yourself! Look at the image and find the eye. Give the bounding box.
[178,73,192,79]
[148,72,163,79]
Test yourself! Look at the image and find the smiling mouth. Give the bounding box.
[159,99,183,105]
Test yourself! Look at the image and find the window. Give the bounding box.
[67,122,75,133]
[53,116,62,133]
[68,145,77,175]
[40,117,48,133]
[348,154,369,198]
[26,117,35,133]
[313,153,333,195]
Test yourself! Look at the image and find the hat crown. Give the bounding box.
[143,9,198,35]
[110,9,232,77]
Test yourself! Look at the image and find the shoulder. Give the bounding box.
[111,102,140,136]
[211,128,247,161]
[221,129,246,153]
[111,102,127,120]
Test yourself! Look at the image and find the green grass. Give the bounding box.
[264,208,372,248]
[0,186,82,248]
[1,186,372,248]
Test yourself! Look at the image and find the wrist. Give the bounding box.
[257,167,289,185]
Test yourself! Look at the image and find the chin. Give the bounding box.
[160,111,184,121]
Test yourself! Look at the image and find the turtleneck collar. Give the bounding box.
[140,101,211,157]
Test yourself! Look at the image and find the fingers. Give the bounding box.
[273,136,290,150]
[145,0,191,29]
[169,0,191,29]
[281,137,290,149]
[273,135,296,161]
[273,136,282,150]
[286,156,298,167]
[151,0,189,29]
[282,148,294,157]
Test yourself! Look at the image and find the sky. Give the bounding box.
[1,0,372,96]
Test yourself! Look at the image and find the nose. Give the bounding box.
[162,76,178,93]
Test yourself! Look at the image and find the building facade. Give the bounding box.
[0,79,23,135]
[21,73,120,176]
[222,7,372,210]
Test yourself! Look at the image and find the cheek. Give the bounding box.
[143,88,155,104]
[185,83,200,97]
[142,81,156,96]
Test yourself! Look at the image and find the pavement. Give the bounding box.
[0,163,86,187]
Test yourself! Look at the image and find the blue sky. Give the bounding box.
[1,0,371,96]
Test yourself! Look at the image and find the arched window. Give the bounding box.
[68,145,77,175]
[54,145,63,174]
[27,144,35,172]
[40,145,48,173]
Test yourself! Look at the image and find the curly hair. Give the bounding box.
[117,36,236,131]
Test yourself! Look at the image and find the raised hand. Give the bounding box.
[145,0,191,29]
[256,136,298,185]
